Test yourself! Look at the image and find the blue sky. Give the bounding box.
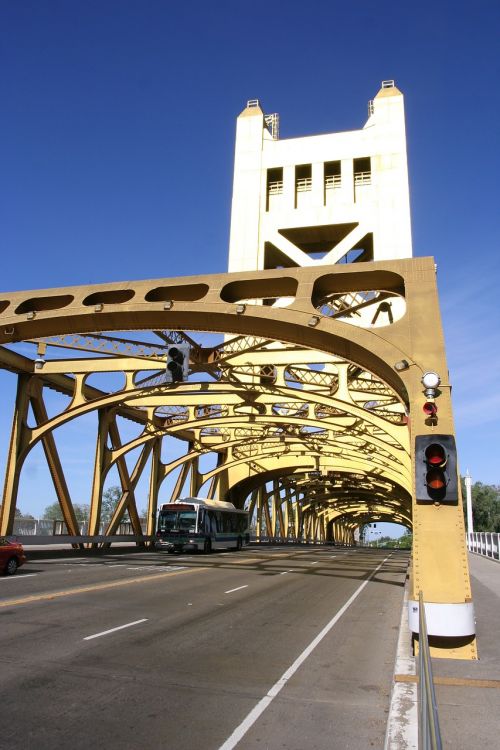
[1,2,499,534]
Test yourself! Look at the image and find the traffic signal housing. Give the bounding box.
[166,345,190,383]
[415,434,458,504]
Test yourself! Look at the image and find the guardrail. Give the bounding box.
[467,532,500,561]
[12,535,153,546]
[251,536,348,546]
[8,534,406,549]
[12,518,148,536]
[418,591,442,750]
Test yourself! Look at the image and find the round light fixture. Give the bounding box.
[421,371,440,389]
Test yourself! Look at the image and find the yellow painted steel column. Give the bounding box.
[0,374,31,535]
[147,438,161,537]
[271,481,278,537]
[256,486,264,539]
[88,408,111,538]
[189,450,201,497]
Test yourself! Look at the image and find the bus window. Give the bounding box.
[177,511,196,531]
[207,511,218,535]
[198,509,207,533]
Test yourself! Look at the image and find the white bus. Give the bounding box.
[155,498,250,554]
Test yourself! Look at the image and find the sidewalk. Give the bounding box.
[431,553,500,748]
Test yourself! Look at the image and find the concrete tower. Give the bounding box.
[228,81,412,274]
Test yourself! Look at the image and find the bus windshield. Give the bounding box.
[158,510,197,532]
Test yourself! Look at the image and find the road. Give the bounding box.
[0,546,409,750]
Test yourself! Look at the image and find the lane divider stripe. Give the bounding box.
[0,567,205,609]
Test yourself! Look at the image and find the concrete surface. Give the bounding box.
[430,553,500,748]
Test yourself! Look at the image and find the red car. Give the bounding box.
[0,537,27,575]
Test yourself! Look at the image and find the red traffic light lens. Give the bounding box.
[426,468,446,490]
[423,401,438,416]
[424,443,447,467]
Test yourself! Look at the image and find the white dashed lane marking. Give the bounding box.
[224,585,248,594]
[84,618,148,641]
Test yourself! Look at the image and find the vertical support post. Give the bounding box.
[189,448,201,497]
[147,438,161,537]
[262,490,272,538]
[88,408,111,538]
[271,480,278,537]
[0,374,31,536]
[282,487,289,540]
[256,486,264,539]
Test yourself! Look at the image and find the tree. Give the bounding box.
[461,478,500,532]
[101,486,128,522]
[398,530,412,549]
[43,502,64,521]
[15,508,34,519]
[42,488,129,526]
[43,502,90,525]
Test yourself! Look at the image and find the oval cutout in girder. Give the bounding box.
[0,301,10,314]
[312,270,405,301]
[83,289,135,306]
[15,294,75,315]
[220,276,298,303]
[234,403,266,416]
[145,284,209,302]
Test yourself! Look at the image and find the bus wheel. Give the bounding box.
[236,537,242,551]
[203,538,212,554]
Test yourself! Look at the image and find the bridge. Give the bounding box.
[0,78,475,679]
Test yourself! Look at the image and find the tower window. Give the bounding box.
[266,167,283,211]
[353,157,371,186]
[295,164,312,192]
[295,164,312,208]
[324,161,341,191]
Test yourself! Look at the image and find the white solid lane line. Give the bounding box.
[218,555,392,750]
[0,573,38,581]
[83,618,148,641]
[224,585,248,594]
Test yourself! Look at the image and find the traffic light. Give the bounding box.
[415,434,458,504]
[166,345,189,383]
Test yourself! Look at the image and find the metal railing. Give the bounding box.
[467,531,500,560]
[251,536,343,546]
[325,174,342,189]
[354,171,372,186]
[264,112,280,140]
[12,518,148,536]
[268,180,283,195]
[296,177,312,192]
[418,591,442,750]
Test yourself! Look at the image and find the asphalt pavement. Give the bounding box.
[0,546,409,750]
